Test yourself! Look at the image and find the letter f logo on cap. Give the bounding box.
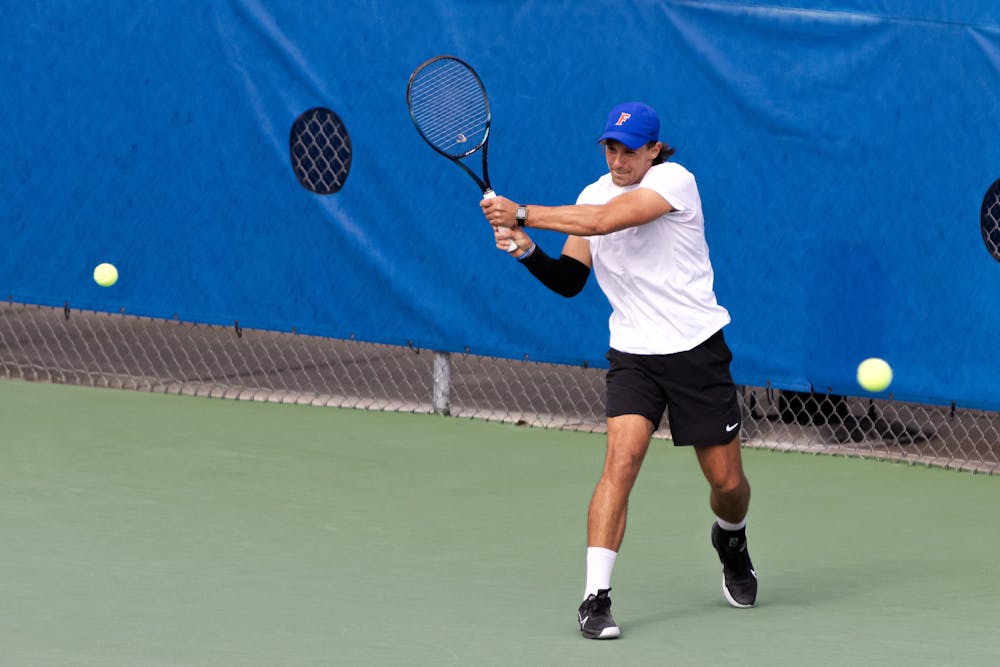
[615,112,632,126]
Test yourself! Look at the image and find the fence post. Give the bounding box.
[432,351,452,415]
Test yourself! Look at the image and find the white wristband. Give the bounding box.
[515,243,536,261]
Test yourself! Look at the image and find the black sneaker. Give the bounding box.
[711,523,757,608]
[577,588,620,639]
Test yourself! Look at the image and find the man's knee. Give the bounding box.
[711,473,749,497]
[604,415,653,483]
[603,447,645,484]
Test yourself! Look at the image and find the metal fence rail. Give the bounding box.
[3,301,997,474]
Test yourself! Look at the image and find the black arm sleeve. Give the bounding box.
[519,245,590,298]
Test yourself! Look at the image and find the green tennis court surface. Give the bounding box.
[1,379,997,666]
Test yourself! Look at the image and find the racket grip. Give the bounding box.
[482,190,518,252]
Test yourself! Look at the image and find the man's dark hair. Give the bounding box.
[650,141,675,165]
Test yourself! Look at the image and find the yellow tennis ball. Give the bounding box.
[857,357,892,392]
[93,262,118,287]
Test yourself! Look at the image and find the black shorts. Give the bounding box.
[605,330,742,447]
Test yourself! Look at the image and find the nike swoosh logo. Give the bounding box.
[726,422,739,432]
[579,614,589,627]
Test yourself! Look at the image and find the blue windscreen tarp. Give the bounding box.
[1,1,998,409]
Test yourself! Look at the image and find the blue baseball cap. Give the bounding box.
[597,102,660,149]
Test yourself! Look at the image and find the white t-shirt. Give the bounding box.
[579,162,730,354]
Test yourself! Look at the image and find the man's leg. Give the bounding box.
[588,414,654,550]
[578,413,653,639]
[695,435,757,608]
[694,434,750,523]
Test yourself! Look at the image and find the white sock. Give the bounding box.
[715,515,747,532]
[584,546,617,599]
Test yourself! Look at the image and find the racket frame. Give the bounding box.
[406,54,494,197]
[407,55,519,251]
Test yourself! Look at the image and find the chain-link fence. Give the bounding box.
[982,178,1000,262]
[2,300,997,473]
[289,107,352,195]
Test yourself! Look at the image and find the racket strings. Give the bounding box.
[409,61,489,157]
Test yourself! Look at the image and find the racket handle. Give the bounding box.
[482,190,519,253]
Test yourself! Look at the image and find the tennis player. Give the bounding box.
[481,102,757,640]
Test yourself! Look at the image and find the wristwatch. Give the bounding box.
[515,205,528,227]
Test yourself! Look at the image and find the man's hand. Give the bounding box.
[480,194,518,228]
[493,224,533,255]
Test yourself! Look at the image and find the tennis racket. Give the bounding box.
[406,55,517,251]
[981,177,1000,263]
[289,107,352,195]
